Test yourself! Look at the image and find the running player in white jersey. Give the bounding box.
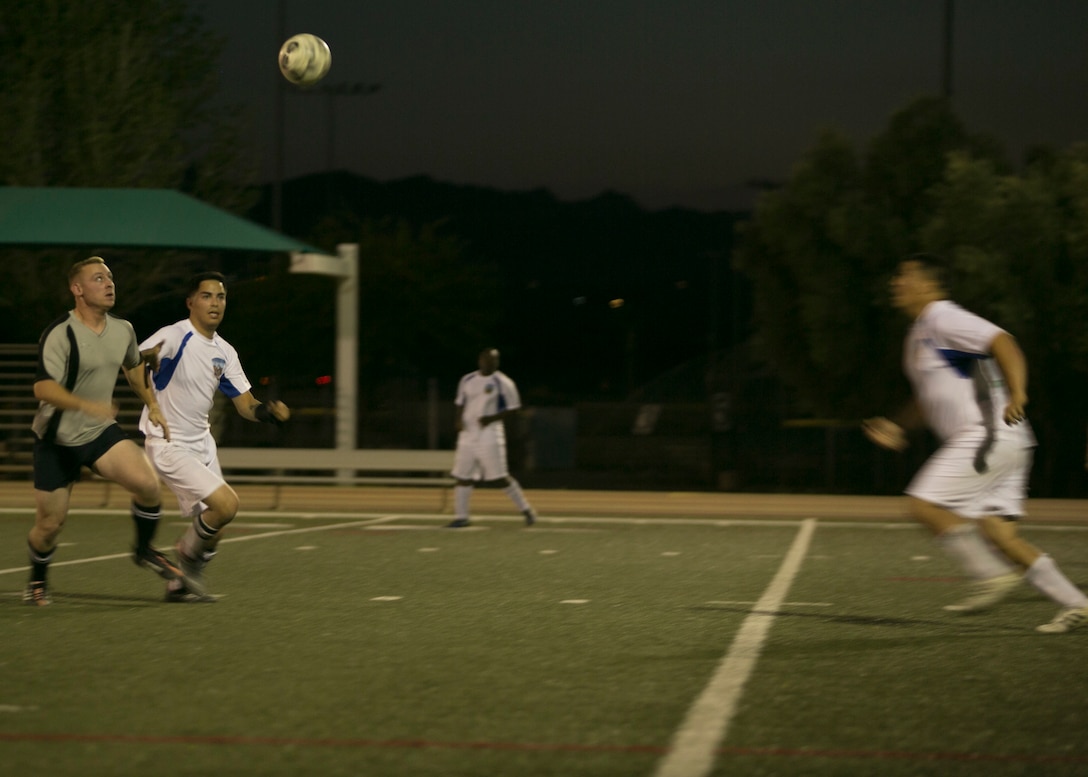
[448,348,537,528]
[24,257,182,606]
[139,272,290,601]
[864,254,1088,633]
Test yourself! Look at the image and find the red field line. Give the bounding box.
[0,732,663,754]
[720,746,1088,765]
[2,732,1087,765]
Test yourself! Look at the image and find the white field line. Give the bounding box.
[653,517,818,777]
[0,515,401,576]
[0,507,910,529]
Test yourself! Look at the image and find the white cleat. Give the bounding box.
[943,572,1021,613]
[1036,606,1088,634]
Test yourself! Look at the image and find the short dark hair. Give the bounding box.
[69,256,106,283]
[905,252,949,289]
[186,271,227,297]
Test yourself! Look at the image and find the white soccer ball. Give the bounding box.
[279,34,332,87]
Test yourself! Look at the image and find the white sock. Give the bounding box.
[181,513,219,558]
[936,524,1018,580]
[1025,555,1088,609]
[454,485,472,520]
[503,478,531,512]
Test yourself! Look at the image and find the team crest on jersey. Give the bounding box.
[485,384,494,394]
[212,357,225,378]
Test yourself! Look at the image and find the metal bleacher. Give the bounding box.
[0,344,38,479]
[0,343,146,480]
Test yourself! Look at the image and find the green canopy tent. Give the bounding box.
[0,187,322,252]
[0,187,357,451]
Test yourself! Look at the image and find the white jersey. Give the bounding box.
[904,300,1035,448]
[138,319,252,444]
[455,369,521,443]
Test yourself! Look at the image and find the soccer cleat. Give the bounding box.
[1036,606,1088,634]
[174,543,208,597]
[943,571,1022,613]
[523,509,536,527]
[446,518,471,528]
[132,546,184,582]
[23,581,51,607]
[165,582,216,604]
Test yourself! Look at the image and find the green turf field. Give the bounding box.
[2,508,1087,776]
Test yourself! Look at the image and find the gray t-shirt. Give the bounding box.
[32,311,142,446]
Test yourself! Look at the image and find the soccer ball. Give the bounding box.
[279,34,332,87]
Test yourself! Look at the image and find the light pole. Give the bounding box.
[274,80,381,221]
[272,0,287,231]
[323,82,381,171]
[272,1,380,227]
[942,0,954,100]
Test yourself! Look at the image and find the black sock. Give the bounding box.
[194,514,219,542]
[131,502,162,552]
[28,540,55,584]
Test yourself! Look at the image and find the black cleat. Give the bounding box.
[165,583,216,604]
[23,581,51,607]
[133,546,183,581]
[523,509,537,527]
[446,518,471,528]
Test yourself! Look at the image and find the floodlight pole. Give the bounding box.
[289,243,359,468]
[942,0,954,100]
[273,0,286,231]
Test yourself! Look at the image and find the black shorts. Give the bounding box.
[33,424,128,492]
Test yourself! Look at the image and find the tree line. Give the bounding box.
[1,3,1085,493]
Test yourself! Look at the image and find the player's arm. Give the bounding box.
[33,379,117,421]
[232,391,291,425]
[990,331,1029,425]
[480,407,520,427]
[122,362,171,441]
[862,400,922,452]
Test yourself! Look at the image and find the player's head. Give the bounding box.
[478,348,500,375]
[186,271,227,298]
[905,253,950,289]
[69,255,107,284]
[890,253,948,315]
[69,256,115,310]
[186,271,228,336]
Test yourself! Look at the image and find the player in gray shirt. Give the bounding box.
[24,257,184,606]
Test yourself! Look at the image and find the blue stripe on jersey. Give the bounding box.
[219,376,243,398]
[495,378,507,412]
[937,347,985,379]
[153,331,194,390]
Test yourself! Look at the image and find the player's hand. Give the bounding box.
[147,405,171,442]
[862,416,908,451]
[267,400,291,423]
[141,340,165,372]
[1003,393,1028,426]
[479,414,494,427]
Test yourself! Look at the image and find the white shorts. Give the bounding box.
[144,436,225,518]
[905,430,1032,519]
[451,434,509,482]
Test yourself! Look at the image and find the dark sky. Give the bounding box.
[190,0,1088,211]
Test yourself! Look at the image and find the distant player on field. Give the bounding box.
[25,256,182,606]
[864,253,1088,633]
[139,272,290,602]
[448,348,537,528]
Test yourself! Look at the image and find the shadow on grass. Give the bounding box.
[691,603,1030,635]
[1,590,161,608]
